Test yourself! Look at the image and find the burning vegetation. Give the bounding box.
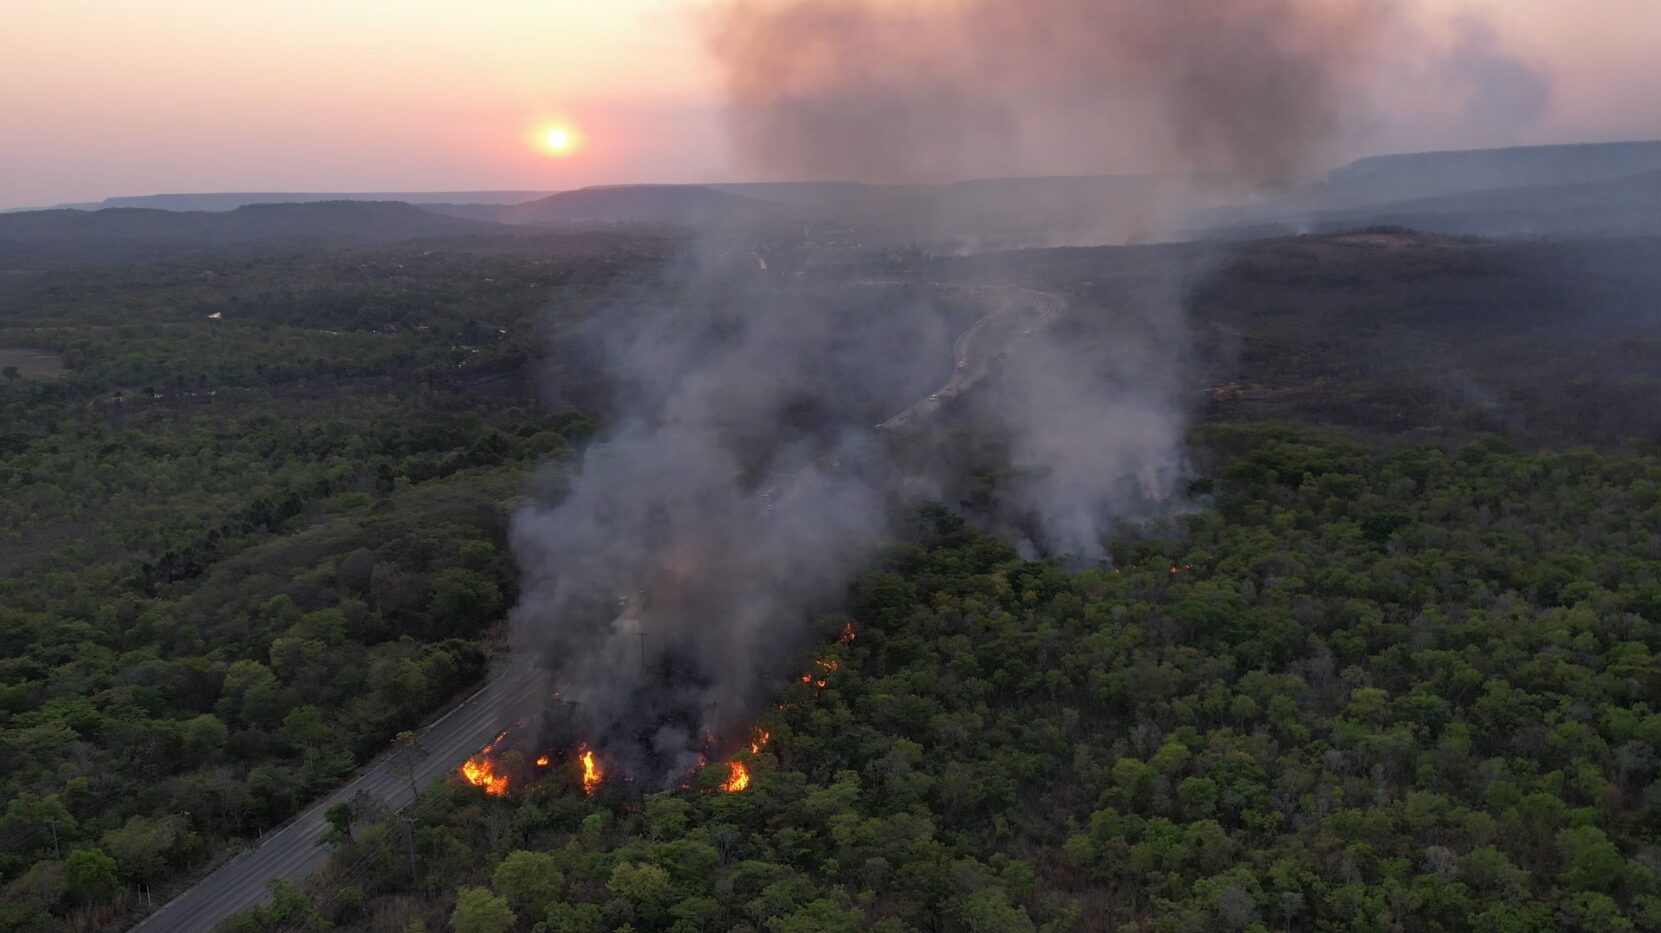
[459,730,511,796]
[456,710,782,800]
[580,747,603,796]
[721,760,751,793]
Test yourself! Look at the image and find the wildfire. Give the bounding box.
[722,760,751,793]
[840,622,857,644]
[580,747,603,796]
[794,656,839,690]
[535,754,550,767]
[460,730,511,796]
[461,755,509,795]
[750,729,771,754]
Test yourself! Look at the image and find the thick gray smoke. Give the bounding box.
[510,267,959,782]
[991,280,1195,562]
[706,0,1385,185]
[509,0,1391,784]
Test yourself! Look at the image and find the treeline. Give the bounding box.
[264,425,1661,932]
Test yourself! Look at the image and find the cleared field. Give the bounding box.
[0,345,64,377]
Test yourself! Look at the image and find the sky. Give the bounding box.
[2,0,1659,209]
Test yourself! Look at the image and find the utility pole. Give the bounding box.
[392,731,427,806]
[389,730,426,890]
[401,815,419,888]
[45,818,60,859]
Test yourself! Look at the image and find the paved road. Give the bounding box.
[128,280,1061,933]
[128,662,549,933]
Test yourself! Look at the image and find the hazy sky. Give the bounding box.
[2,0,1658,208]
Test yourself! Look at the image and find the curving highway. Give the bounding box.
[127,661,548,933]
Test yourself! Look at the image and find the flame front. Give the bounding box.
[722,760,751,793]
[535,754,550,767]
[580,747,602,795]
[460,730,511,796]
[750,729,771,754]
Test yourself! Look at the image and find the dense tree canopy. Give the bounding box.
[241,425,1661,932]
[0,241,630,930]
[9,230,1661,931]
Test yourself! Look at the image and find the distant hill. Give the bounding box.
[1324,140,1661,208]
[708,181,933,217]
[50,190,556,212]
[428,177,1219,243]
[430,185,791,229]
[1196,140,1661,239]
[1301,169,1661,238]
[0,200,527,263]
[714,175,1220,226]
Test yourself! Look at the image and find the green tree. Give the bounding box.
[323,802,354,847]
[64,848,120,902]
[491,849,563,916]
[181,713,229,760]
[607,862,669,903]
[1556,826,1625,892]
[102,814,194,883]
[451,886,515,933]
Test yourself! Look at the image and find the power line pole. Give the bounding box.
[392,730,427,806]
[398,813,418,883]
[45,819,60,859]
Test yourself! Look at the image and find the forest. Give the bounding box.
[222,425,1661,933]
[0,236,643,931]
[3,229,1661,931]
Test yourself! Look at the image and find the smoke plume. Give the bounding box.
[1438,16,1554,144]
[510,267,960,782]
[706,0,1386,186]
[509,0,1392,785]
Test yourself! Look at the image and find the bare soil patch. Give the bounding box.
[0,346,65,378]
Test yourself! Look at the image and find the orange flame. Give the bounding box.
[461,754,509,796]
[580,747,602,796]
[460,730,511,796]
[840,622,856,644]
[750,729,771,754]
[722,760,751,793]
[535,754,550,767]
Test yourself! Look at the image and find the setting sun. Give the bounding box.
[537,123,582,158]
